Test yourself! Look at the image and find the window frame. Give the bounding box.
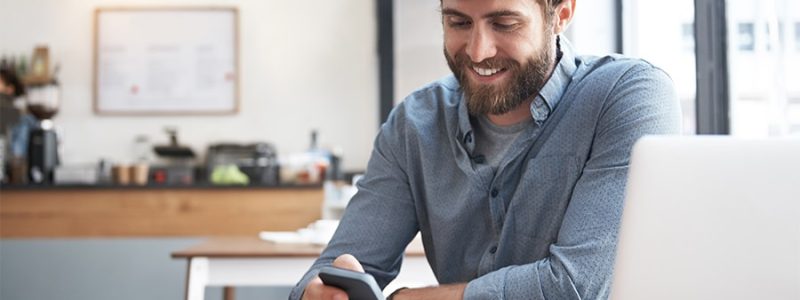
[694,0,731,134]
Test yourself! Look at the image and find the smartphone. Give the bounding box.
[318,266,385,300]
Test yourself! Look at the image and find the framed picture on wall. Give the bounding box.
[93,7,239,115]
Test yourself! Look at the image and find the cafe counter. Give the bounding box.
[0,184,323,238]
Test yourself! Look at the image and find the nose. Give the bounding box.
[465,26,497,63]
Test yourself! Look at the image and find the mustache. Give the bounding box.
[447,50,519,72]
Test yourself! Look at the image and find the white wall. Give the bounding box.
[567,0,618,55]
[0,0,379,170]
[394,0,450,104]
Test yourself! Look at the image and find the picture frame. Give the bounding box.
[93,7,239,115]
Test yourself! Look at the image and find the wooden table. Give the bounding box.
[171,237,437,300]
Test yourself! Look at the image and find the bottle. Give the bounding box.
[17,54,28,77]
[132,134,151,163]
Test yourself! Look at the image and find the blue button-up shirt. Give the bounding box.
[291,37,681,300]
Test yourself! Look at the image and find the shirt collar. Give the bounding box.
[456,35,579,142]
[531,35,577,124]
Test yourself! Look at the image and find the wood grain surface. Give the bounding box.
[0,188,323,238]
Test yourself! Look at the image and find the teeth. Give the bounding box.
[473,66,502,76]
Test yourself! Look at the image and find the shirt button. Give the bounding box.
[490,188,499,198]
[489,246,497,254]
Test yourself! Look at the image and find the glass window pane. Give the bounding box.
[623,0,697,134]
[795,22,800,51]
[738,23,756,51]
[727,0,800,136]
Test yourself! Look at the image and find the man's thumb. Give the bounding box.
[332,254,365,272]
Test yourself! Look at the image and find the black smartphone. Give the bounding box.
[318,266,385,300]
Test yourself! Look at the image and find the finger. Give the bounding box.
[320,285,349,300]
[332,254,365,272]
[302,277,324,300]
[305,275,349,300]
[302,276,322,300]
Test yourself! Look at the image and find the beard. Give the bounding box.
[445,32,556,116]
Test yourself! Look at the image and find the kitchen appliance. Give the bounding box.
[206,143,279,185]
[150,128,196,186]
[27,120,58,183]
[26,83,60,184]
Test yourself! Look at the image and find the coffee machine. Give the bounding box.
[26,83,60,184]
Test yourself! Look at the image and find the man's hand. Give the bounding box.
[301,254,365,300]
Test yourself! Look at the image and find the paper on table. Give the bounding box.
[258,231,309,244]
[259,220,340,245]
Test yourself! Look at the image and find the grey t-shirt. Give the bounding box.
[472,114,533,171]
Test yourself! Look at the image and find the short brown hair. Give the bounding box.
[440,0,567,20]
[538,0,566,21]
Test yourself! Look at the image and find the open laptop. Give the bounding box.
[610,136,800,300]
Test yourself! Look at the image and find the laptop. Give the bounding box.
[610,136,800,300]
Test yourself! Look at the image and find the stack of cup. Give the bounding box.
[112,163,149,185]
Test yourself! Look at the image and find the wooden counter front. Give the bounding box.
[0,187,323,238]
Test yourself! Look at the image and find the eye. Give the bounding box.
[446,16,471,29]
[493,21,520,32]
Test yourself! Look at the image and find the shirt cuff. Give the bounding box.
[463,267,509,300]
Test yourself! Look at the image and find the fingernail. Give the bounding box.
[334,293,347,300]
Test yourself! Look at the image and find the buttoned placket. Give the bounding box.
[476,96,552,276]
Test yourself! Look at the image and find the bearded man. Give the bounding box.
[292,0,681,299]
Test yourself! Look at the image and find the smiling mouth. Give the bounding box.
[469,66,509,84]
[472,66,506,77]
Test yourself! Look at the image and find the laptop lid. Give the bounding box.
[610,136,800,300]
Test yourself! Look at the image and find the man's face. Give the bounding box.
[442,0,556,116]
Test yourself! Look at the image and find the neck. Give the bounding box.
[486,99,533,126]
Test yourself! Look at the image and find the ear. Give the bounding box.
[553,0,576,34]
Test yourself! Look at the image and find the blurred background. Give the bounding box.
[1,0,798,299]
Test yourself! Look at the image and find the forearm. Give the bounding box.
[391,283,467,300]
[462,256,592,300]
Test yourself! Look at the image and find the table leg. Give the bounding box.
[223,287,235,300]
[186,257,210,300]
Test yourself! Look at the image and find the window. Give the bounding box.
[764,21,785,52]
[795,22,800,51]
[682,23,694,53]
[737,22,755,51]
[727,0,800,137]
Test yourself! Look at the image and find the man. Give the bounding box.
[0,68,35,159]
[292,0,681,299]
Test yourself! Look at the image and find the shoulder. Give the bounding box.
[386,75,462,130]
[576,55,671,87]
[572,55,676,108]
[573,55,681,136]
[373,75,463,164]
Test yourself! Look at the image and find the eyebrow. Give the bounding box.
[441,8,524,20]
[441,8,469,19]
[484,10,524,19]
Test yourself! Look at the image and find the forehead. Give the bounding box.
[441,0,541,17]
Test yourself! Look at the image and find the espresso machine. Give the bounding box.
[26,83,60,184]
